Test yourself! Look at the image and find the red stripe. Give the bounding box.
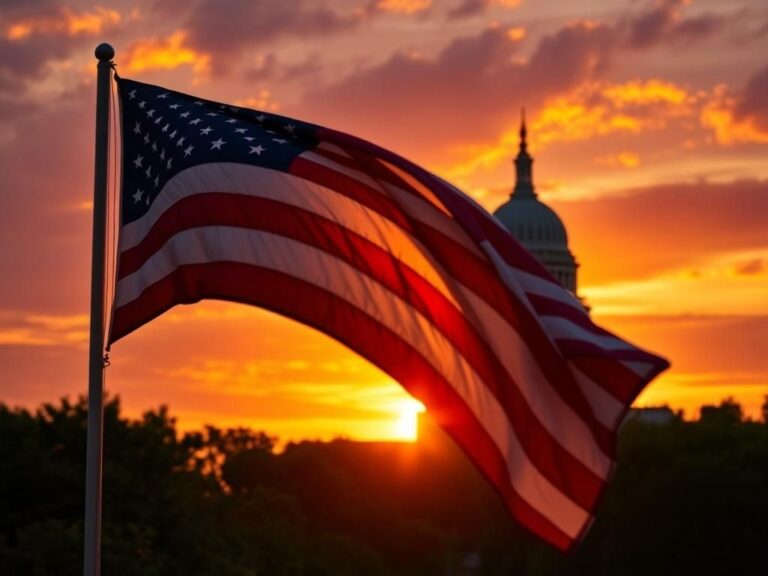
[117,193,607,507]
[111,262,576,551]
[557,338,667,365]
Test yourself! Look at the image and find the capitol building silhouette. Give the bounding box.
[493,113,579,296]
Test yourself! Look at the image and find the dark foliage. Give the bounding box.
[1,396,766,575]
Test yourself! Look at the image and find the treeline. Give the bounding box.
[1,396,767,575]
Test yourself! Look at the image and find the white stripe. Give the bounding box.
[456,285,612,478]
[315,140,353,158]
[115,226,590,538]
[514,268,588,314]
[120,163,459,307]
[569,363,625,430]
[541,317,637,352]
[623,361,657,378]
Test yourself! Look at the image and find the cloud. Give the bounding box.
[735,63,768,131]
[244,53,324,87]
[548,178,768,286]
[374,0,433,15]
[296,0,725,163]
[2,6,121,41]
[734,258,764,276]
[0,4,124,81]
[581,247,768,316]
[123,31,211,78]
[0,311,88,346]
[531,79,695,146]
[441,78,695,180]
[298,21,614,163]
[620,0,724,49]
[448,0,522,19]
[701,80,768,145]
[180,0,364,74]
[595,151,641,168]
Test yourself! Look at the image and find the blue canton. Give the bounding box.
[118,77,319,225]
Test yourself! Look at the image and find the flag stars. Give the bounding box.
[200,127,213,135]
[211,138,226,150]
[128,89,136,100]
[177,136,185,147]
[194,100,204,106]
[180,111,190,118]
[190,118,201,125]
[244,137,255,141]
[145,165,152,179]
[184,145,194,157]
[147,109,155,117]
[161,123,169,133]
[206,112,218,117]
[138,101,146,109]
[154,175,160,188]
[133,121,141,134]
[160,149,166,160]
[157,93,168,99]
[169,130,177,140]
[151,141,158,152]
[249,145,266,155]
[167,157,173,169]
[143,133,150,144]
[285,124,296,134]
[273,138,288,144]
[132,188,144,203]
[234,128,247,134]
[255,114,266,122]
[225,118,237,124]
[154,115,164,125]
[169,103,180,109]
[133,154,144,169]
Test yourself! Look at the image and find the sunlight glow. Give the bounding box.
[392,399,427,442]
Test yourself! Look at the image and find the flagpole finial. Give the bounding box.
[94,43,114,62]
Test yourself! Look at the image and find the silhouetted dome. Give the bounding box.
[494,195,569,248]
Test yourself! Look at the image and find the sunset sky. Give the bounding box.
[1,0,766,442]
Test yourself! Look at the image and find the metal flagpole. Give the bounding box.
[84,42,114,576]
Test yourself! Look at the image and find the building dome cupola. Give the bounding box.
[513,108,535,199]
[493,110,580,294]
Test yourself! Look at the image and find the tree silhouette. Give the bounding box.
[1,396,767,574]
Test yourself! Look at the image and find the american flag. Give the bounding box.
[109,76,669,551]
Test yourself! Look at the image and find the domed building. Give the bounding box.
[493,113,579,294]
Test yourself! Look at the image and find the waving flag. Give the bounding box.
[110,76,669,551]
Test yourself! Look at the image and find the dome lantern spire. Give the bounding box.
[513,107,535,198]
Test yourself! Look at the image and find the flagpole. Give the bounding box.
[84,42,114,576]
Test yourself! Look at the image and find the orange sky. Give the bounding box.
[1,0,767,441]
